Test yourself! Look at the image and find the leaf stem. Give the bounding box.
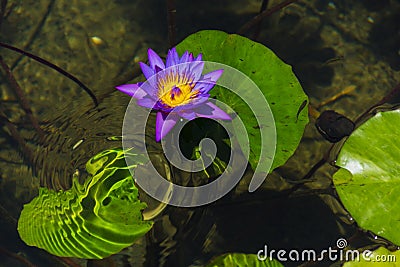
[237,0,300,35]
[166,0,177,48]
[0,42,98,108]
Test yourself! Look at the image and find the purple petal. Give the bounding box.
[155,65,163,73]
[202,69,224,83]
[154,102,172,113]
[139,62,155,80]
[147,48,165,70]
[190,61,205,81]
[193,80,217,94]
[189,93,210,106]
[193,69,223,94]
[166,47,179,67]
[179,51,190,63]
[137,97,157,109]
[138,79,158,96]
[194,53,202,61]
[177,63,190,79]
[195,102,231,120]
[115,83,147,99]
[139,62,155,79]
[178,110,196,121]
[155,112,179,142]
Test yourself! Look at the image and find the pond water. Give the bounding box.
[1,0,400,266]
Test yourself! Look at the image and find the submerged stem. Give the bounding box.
[0,107,35,168]
[0,247,36,267]
[0,41,98,108]
[354,83,400,125]
[0,0,7,30]
[252,0,269,40]
[166,0,177,48]
[0,55,45,139]
[237,0,300,35]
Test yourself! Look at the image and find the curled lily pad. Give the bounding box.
[18,148,153,259]
[333,109,400,245]
[176,30,308,174]
[206,253,283,267]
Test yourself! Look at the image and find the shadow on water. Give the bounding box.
[369,6,400,71]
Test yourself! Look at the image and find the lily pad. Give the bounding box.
[206,253,283,267]
[343,247,400,267]
[18,148,153,259]
[333,109,400,245]
[176,30,308,174]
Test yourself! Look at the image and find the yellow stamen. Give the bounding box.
[158,71,198,107]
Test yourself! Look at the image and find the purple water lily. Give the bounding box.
[116,47,231,142]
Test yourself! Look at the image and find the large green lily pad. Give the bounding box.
[333,109,400,245]
[176,30,308,173]
[206,253,283,267]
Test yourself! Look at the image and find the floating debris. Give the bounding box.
[89,36,104,46]
[317,85,357,108]
[72,139,84,150]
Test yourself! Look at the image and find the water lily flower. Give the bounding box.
[116,47,231,142]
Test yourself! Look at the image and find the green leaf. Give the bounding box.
[206,253,284,267]
[18,148,153,259]
[343,247,400,267]
[176,30,308,172]
[333,109,400,245]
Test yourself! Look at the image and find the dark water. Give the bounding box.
[1,0,400,266]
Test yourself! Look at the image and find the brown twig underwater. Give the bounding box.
[0,42,98,108]
[0,0,7,31]
[252,0,269,40]
[0,246,37,267]
[354,82,400,125]
[0,107,35,168]
[0,55,45,139]
[166,0,177,48]
[316,85,357,108]
[237,0,300,35]
[10,0,55,71]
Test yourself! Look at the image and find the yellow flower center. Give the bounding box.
[157,71,198,107]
